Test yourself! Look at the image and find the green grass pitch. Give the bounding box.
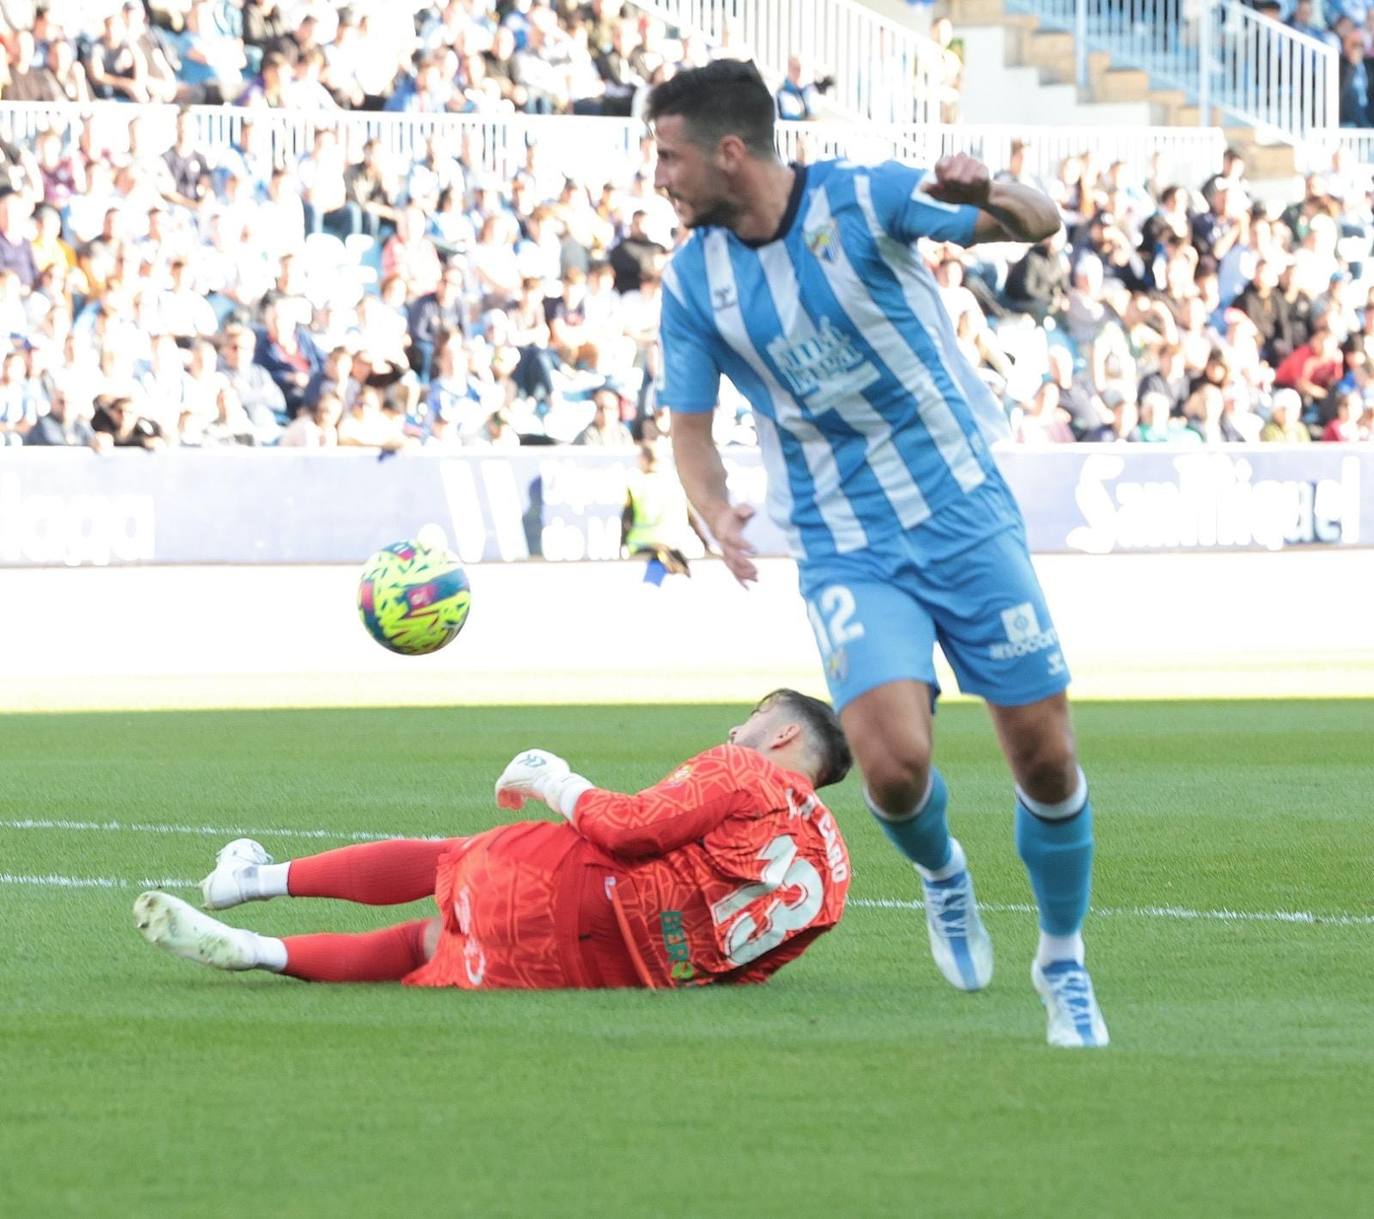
[2,700,1370,1218]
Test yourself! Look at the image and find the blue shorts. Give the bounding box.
[799,524,1071,711]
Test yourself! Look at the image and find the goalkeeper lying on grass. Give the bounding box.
[134,690,853,990]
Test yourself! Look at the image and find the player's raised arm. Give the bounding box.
[670,411,758,586]
[920,153,1061,245]
[494,745,753,857]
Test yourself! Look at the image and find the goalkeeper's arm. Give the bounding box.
[494,747,751,858]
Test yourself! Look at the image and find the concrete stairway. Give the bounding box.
[859,0,1301,179]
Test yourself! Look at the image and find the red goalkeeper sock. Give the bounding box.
[283,919,430,982]
[286,839,458,905]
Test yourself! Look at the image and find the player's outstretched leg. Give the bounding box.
[992,696,1108,1048]
[134,891,286,971]
[201,837,456,910]
[846,682,993,992]
[135,891,434,982]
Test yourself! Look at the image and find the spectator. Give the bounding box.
[22,385,97,448]
[1321,389,1362,440]
[472,408,521,448]
[776,55,821,121]
[608,209,665,294]
[280,390,342,447]
[174,0,248,104]
[407,265,466,380]
[255,294,322,418]
[91,395,166,449]
[575,386,634,446]
[25,38,92,104]
[381,203,442,298]
[0,187,36,290]
[1339,32,1371,126]
[337,384,406,449]
[298,127,351,238]
[1260,388,1311,442]
[1274,326,1343,412]
[343,139,401,240]
[1003,229,1069,322]
[219,323,287,428]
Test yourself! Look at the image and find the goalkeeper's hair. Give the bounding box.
[646,60,776,159]
[754,688,852,789]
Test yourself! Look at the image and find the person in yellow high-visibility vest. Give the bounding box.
[621,442,708,585]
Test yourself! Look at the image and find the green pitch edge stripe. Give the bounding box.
[3,872,1371,929]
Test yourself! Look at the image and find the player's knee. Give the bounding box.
[1015,741,1079,804]
[859,740,933,813]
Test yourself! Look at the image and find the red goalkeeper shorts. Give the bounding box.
[403,821,640,990]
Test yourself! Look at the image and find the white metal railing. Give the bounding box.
[776,123,1229,187]
[1319,130,1374,172]
[0,102,1232,188]
[629,0,942,124]
[1006,0,1338,140]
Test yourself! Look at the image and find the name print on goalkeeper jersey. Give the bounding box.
[572,743,852,988]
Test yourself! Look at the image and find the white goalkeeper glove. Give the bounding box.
[494,748,594,821]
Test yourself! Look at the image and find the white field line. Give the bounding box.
[1,869,1371,929]
[5,818,1372,929]
[0,817,421,842]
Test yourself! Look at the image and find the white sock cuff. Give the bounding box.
[257,862,291,900]
[253,934,288,973]
[1017,767,1088,821]
[863,772,935,824]
[914,836,966,883]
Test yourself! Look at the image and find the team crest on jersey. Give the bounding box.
[804,220,840,262]
[664,764,693,787]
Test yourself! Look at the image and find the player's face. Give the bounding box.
[728,702,787,752]
[652,115,736,230]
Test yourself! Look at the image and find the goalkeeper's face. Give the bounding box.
[728,701,794,755]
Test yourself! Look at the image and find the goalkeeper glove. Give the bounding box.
[494,748,594,821]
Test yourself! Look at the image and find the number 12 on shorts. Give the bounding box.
[807,585,866,666]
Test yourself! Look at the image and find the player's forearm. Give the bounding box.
[573,786,741,857]
[981,182,1061,243]
[670,419,731,530]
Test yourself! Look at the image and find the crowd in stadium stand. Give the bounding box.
[0,2,1366,450]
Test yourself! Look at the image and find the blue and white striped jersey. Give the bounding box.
[659,159,1016,562]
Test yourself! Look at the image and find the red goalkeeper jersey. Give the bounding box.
[570,744,851,989]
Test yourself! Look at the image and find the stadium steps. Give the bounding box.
[937,0,1299,180]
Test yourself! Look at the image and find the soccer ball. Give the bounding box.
[357,534,471,656]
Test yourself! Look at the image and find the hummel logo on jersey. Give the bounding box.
[990,602,1059,660]
[712,285,737,310]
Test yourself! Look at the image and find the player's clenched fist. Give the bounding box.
[495,749,593,819]
[920,154,991,206]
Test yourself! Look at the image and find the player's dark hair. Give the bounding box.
[755,688,852,789]
[646,60,776,159]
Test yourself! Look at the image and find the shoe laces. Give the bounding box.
[924,878,971,938]
[1044,964,1094,1018]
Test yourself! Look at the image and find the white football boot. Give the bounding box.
[200,837,273,910]
[920,859,994,992]
[133,891,258,971]
[1032,959,1111,1048]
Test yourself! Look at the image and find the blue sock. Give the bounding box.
[643,557,667,586]
[866,769,952,873]
[1015,786,1093,938]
